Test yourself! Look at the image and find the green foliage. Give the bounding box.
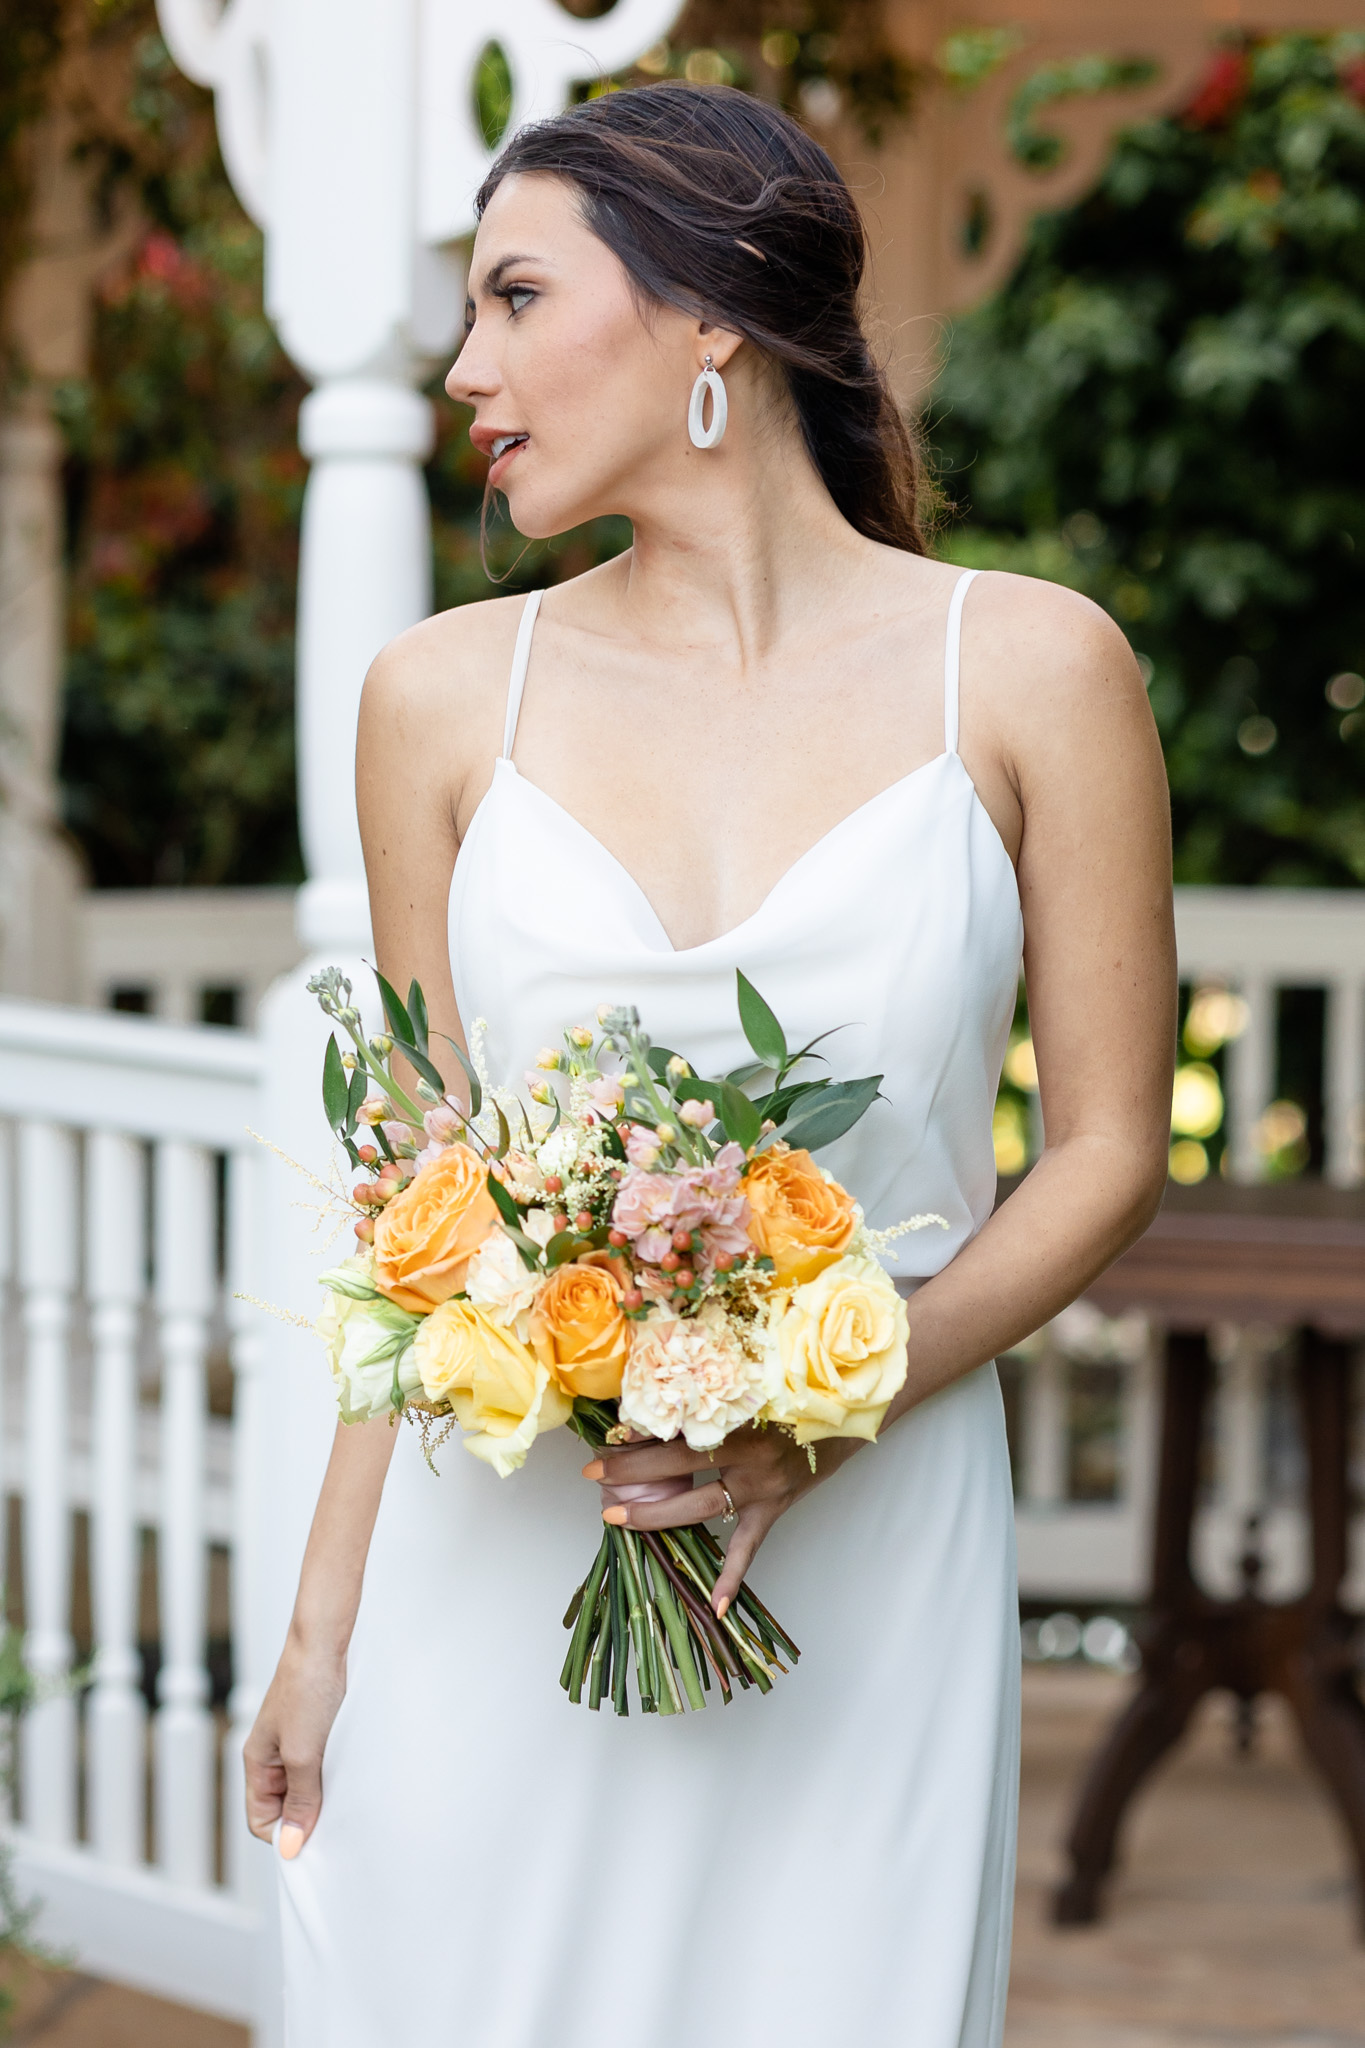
[1005,54,1158,172]
[933,33,1365,886]
[57,16,306,886]
[0,0,62,373]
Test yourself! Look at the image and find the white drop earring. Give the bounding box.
[687,354,728,449]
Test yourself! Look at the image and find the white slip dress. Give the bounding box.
[279,567,1025,2048]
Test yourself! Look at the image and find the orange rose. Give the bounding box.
[372,1143,501,1312]
[530,1251,629,1399]
[744,1146,856,1285]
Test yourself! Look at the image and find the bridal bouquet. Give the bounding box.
[307,965,942,1715]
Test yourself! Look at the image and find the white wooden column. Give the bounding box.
[1325,979,1365,1188]
[87,1130,149,1866]
[19,1119,77,1842]
[153,1141,215,1886]
[1226,975,1275,1183]
[0,1120,11,1824]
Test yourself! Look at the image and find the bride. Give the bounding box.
[245,83,1174,2048]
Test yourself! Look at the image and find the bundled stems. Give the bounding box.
[558,1514,800,1718]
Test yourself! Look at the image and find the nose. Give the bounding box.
[445,318,498,407]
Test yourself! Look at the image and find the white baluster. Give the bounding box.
[87,1131,149,1866]
[18,1120,77,1843]
[224,1146,263,1901]
[1021,1338,1067,1507]
[153,1141,215,1886]
[1325,979,1365,1189]
[1226,974,1275,1183]
[1215,1328,1271,1518]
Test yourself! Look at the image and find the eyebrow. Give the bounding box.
[475,253,544,296]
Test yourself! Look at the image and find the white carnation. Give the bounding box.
[465,1227,540,1337]
[620,1303,774,1453]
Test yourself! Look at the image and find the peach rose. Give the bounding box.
[372,1142,501,1312]
[529,1251,629,1400]
[743,1146,856,1286]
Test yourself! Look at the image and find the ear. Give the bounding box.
[697,324,743,373]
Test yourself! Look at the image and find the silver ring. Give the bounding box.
[717,1481,738,1525]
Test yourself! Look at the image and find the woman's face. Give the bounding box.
[447,172,729,539]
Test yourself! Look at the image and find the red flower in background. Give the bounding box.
[1184,48,1249,130]
[1341,55,1365,107]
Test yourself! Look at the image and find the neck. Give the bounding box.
[607,409,874,668]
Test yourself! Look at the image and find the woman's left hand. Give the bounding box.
[581,1427,862,1615]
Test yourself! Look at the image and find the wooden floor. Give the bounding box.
[5,1665,1365,2043]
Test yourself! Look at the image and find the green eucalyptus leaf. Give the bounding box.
[736,970,787,1070]
[486,1170,521,1228]
[322,1034,348,1131]
[344,1066,367,1136]
[758,1079,826,1127]
[779,1075,884,1153]
[434,1033,483,1118]
[645,1046,683,1080]
[724,1059,773,1088]
[373,970,414,1045]
[394,1038,447,1096]
[493,1101,512,1159]
[406,979,429,1052]
[710,1078,763,1151]
[546,1231,592,1268]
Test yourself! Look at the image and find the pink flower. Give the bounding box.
[623,1124,663,1168]
[422,1100,462,1146]
[678,1097,714,1128]
[356,1094,389,1127]
[611,1168,676,1242]
[588,1077,625,1115]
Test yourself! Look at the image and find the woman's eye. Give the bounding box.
[507,286,535,315]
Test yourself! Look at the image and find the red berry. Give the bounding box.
[622,1288,644,1311]
[354,1216,375,1243]
[575,1210,593,1232]
[544,1175,563,1194]
[553,1212,570,1234]
[671,1227,693,1252]
[675,1267,694,1289]
[660,1250,680,1273]
[714,1252,735,1273]
[608,1228,629,1247]
[356,1144,378,1165]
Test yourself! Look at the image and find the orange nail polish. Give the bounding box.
[715,1596,730,1620]
[279,1823,305,1861]
[582,1461,605,1480]
[603,1506,628,1526]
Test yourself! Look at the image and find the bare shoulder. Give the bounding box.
[361,590,526,729]
[961,569,1156,781]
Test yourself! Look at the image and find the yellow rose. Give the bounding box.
[744,1147,857,1286]
[529,1252,629,1399]
[766,1255,909,1445]
[414,1296,572,1476]
[372,1143,501,1312]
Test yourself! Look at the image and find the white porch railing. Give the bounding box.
[0,998,271,2032]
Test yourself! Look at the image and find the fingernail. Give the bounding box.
[602,1506,628,1526]
[582,1461,605,1480]
[715,1596,730,1620]
[279,1824,305,1861]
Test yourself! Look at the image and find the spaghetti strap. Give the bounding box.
[501,588,544,761]
[943,568,979,756]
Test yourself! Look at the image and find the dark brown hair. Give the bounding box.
[475,83,929,554]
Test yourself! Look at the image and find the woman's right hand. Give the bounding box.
[244,1641,348,1860]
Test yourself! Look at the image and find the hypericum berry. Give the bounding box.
[544,1174,563,1194]
[622,1287,644,1311]
[714,1252,736,1273]
[674,1266,695,1289]
[354,1216,375,1243]
[660,1250,681,1273]
[671,1227,692,1252]
[575,1210,593,1232]
[352,1181,377,1208]
[356,1144,378,1165]
[608,1228,629,1248]
[553,1212,570,1234]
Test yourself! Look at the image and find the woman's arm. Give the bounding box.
[591,578,1176,1610]
[244,600,517,1853]
[244,1418,396,1853]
